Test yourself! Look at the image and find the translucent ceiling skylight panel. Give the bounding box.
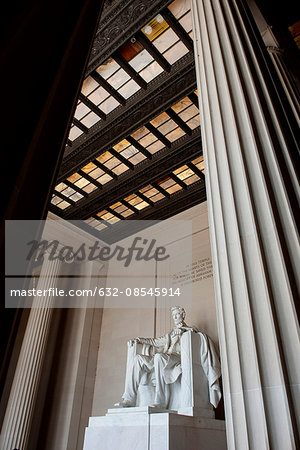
[129,49,153,72]
[67,173,81,184]
[186,115,200,130]
[88,86,110,105]
[99,212,120,225]
[147,140,165,154]
[55,182,68,193]
[124,193,137,204]
[94,222,108,231]
[171,96,192,114]
[97,211,112,221]
[135,201,149,210]
[51,195,62,206]
[124,194,149,210]
[150,192,165,202]
[107,68,130,90]
[103,156,129,175]
[159,178,175,190]
[192,155,205,172]
[131,126,148,140]
[69,192,84,202]
[56,200,71,210]
[178,104,199,122]
[163,40,189,64]
[81,112,100,128]
[97,173,113,184]
[110,202,127,214]
[113,139,131,153]
[99,96,120,114]
[160,177,182,193]
[139,61,164,83]
[150,111,169,128]
[157,118,177,135]
[96,57,120,79]
[97,151,113,164]
[60,186,76,198]
[119,39,144,62]
[139,185,154,195]
[138,131,157,148]
[118,79,140,99]
[81,161,98,174]
[152,28,179,54]
[120,208,134,218]
[119,144,138,159]
[174,166,193,180]
[142,15,169,41]
[82,184,97,194]
[139,186,163,200]
[69,126,83,141]
[85,218,97,226]
[74,177,90,189]
[108,216,121,224]
[178,10,192,33]
[103,156,120,170]
[184,174,199,185]
[81,76,99,96]
[167,183,182,194]
[88,167,105,180]
[168,0,190,19]
[112,163,129,175]
[74,102,91,120]
[128,153,146,165]
[165,127,185,142]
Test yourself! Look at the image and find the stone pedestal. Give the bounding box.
[83,407,226,450]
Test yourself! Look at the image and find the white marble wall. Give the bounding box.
[92,202,219,416]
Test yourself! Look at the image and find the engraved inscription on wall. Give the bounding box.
[172,258,213,286]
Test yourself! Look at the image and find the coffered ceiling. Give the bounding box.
[49,0,206,240]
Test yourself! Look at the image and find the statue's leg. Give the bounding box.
[122,355,153,405]
[153,353,170,408]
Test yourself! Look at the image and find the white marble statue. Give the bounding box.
[116,306,222,410]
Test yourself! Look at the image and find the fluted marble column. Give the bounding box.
[191,1,299,449]
[0,257,61,450]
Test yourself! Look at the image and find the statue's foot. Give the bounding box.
[114,399,135,407]
[149,403,167,409]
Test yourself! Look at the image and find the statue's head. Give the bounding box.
[171,306,186,326]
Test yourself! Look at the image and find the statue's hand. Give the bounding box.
[128,337,141,346]
[182,325,198,333]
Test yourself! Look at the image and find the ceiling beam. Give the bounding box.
[113,52,147,90]
[78,93,107,120]
[162,8,194,51]
[135,31,171,73]
[90,70,126,106]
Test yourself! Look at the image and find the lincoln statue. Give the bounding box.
[116,306,222,410]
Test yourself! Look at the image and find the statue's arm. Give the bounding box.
[128,335,166,347]
[180,325,198,333]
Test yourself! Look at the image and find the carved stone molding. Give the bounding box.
[87,0,173,74]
